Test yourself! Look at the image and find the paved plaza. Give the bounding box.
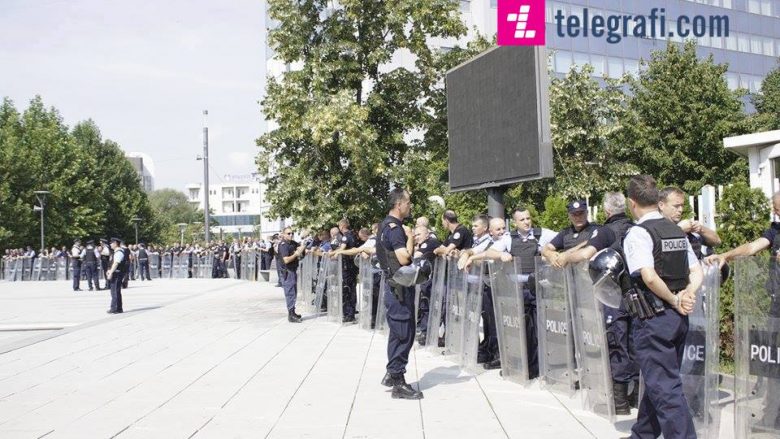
[0,279,736,438]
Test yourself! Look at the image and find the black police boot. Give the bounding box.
[381,372,395,387]
[628,380,639,408]
[343,315,356,324]
[291,308,301,319]
[416,332,427,346]
[483,358,501,370]
[288,310,302,323]
[613,381,631,415]
[390,375,423,400]
[437,336,445,348]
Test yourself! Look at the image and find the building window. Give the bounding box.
[608,57,624,78]
[590,54,606,77]
[725,72,739,90]
[572,52,590,68]
[554,50,572,73]
[624,59,640,77]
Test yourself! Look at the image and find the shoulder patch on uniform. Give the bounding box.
[453,232,460,239]
[388,223,397,228]
[592,229,598,238]
[421,243,428,249]
[341,236,347,242]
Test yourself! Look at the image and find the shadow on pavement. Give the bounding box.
[418,365,473,391]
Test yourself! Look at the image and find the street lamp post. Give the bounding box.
[237,227,243,241]
[131,216,142,245]
[177,223,188,247]
[33,191,50,252]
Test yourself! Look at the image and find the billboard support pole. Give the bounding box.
[487,186,506,220]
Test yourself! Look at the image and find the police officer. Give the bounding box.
[412,225,441,345]
[120,241,131,288]
[623,175,700,439]
[332,219,359,323]
[278,227,304,323]
[105,237,127,314]
[561,192,639,414]
[137,243,151,281]
[541,199,600,266]
[70,239,83,291]
[81,240,101,291]
[659,187,722,259]
[99,238,111,282]
[377,187,423,399]
[434,210,473,256]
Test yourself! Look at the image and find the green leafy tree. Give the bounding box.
[148,189,203,244]
[751,62,780,130]
[622,41,748,193]
[715,181,770,363]
[548,64,638,199]
[258,0,469,228]
[538,195,569,231]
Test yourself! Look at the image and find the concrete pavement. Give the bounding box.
[0,279,734,438]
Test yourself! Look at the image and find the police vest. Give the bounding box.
[605,215,633,252]
[561,223,599,251]
[376,215,404,277]
[84,246,97,263]
[138,248,148,260]
[509,228,541,274]
[687,233,704,260]
[637,218,690,292]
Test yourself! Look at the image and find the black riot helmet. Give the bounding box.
[588,248,625,308]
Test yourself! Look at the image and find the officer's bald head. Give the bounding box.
[489,218,506,239]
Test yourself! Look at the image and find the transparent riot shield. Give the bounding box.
[461,262,486,371]
[240,252,248,280]
[566,261,615,422]
[445,261,467,358]
[326,256,343,323]
[170,254,181,278]
[150,254,160,279]
[1,259,7,280]
[680,263,720,439]
[733,255,780,437]
[489,258,530,385]
[375,275,388,334]
[425,256,448,352]
[313,256,327,314]
[162,254,172,278]
[21,257,32,281]
[56,257,67,280]
[358,257,374,330]
[32,258,42,281]
[192,255,200,279]
[535,257,576,396]
[46,258,57,280]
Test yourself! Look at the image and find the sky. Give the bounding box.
[0,0,267,191]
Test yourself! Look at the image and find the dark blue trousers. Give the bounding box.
[416,279,432,334]
[109,272,123,313]
[480,285,499,361]
[72,261,81,291]
[630,309,695,439]
[343,273,356,319]
[605,304,639,383]
[282,270,298,311]
[84,262,100,290]
[385,282,416,375]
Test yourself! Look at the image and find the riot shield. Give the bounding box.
[566,261,615,422]
[170,254,181,278]
[489,258,530,385]
[326,256,343,323]
[55,257,67,280]
[535,257,576,396]
[162,254,172,278]
[358,257,374,330]
[46,258,57,280]
[150,254,160,279]
[445,261,467,358]
[733,255,780,437]
[375,276,388,333]
[1,259,7,281]
[425,256,448,352]
[313,256,327,314]
[461,262,486,372]
[680,263,720,439]
[32,258,42,281]
[227,254,236,279]
[240,252,248,280]
[21,257,32,281]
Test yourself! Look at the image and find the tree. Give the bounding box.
[622,41,748,193]
[148,189,203,244]
[547,64,638,199]
[751,62,780,130]
[0,96,159,250]
[258,0,468,229]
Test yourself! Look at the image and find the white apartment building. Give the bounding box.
[185,174,290,239]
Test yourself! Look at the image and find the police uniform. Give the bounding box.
[585,212,639,412]
[443,224,473,251]
[506,227,549,378]
[107,238,127,314]
[81,241,101,291]
[121,244,131,288]
[70,241,82,291]
[138,244,151,280]
[415,234,442,338]
[278,239,301,319]
[340,229,359,322]
[376,215,418,394]
[623,211,698,439]
[548,221,600,251]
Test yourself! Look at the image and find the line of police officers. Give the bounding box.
[271,175,768,439]
[70,237,131,314]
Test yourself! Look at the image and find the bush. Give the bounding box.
[538,195,569,231]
